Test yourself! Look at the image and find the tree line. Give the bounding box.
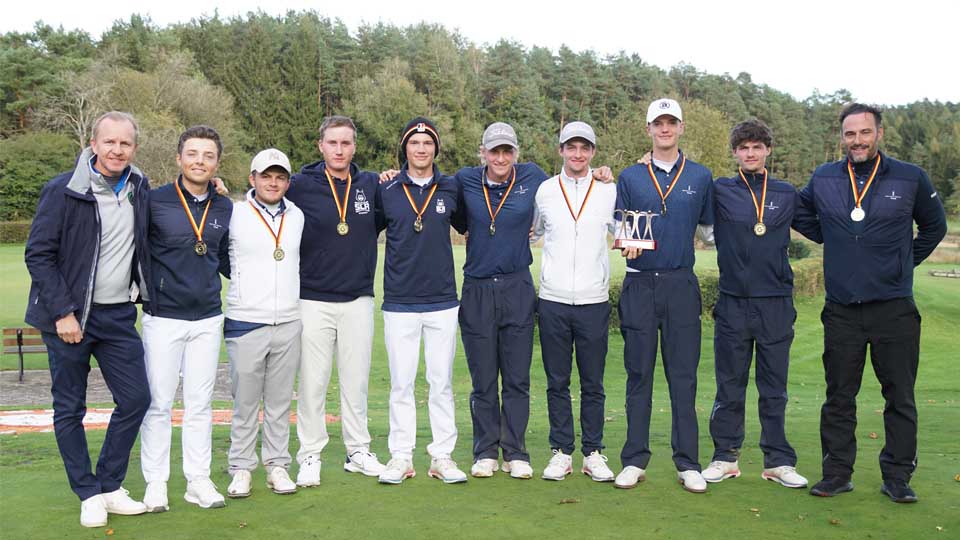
[1,11,958,220]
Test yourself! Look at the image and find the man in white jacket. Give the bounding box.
[223,149,306,498]
[531,121,617,483]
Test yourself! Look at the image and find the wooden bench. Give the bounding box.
[2,327,45,383]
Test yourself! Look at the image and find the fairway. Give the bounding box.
[1,244,958,540]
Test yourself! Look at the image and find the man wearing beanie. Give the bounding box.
[613,99,715,493]
[377,117,467,485]
[223,149,305,499]
[287,116,386,486]
[531,121,618,484]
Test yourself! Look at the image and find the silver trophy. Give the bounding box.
[613,209,658,250]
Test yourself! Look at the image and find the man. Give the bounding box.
[25,111,152,528]
[286,115,386,485]
[531,121,617,483]
[224,149,305,498]
[139,126,233,511]
[376,117,467,485]
[454,123,547,480]
[794,103,946,503]
[613,98,715,492]
[700,120,810,489]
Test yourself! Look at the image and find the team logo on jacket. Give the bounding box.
[515,185,529,196]
[436,198,446,214]
[885,190,902,201]
[209,219,224,229]
[355,189,370,214]
[681,185,697,195]
[765,201,779,212]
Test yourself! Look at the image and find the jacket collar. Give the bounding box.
[66,146,143,197]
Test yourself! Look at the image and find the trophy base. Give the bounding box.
[614,239,656,250]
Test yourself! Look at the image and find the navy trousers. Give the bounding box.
[459,271,536,461]
[619,269,702,471]
[820,297,920,482]
[537,298,610,456]
[42,303,151,501]
[710,293,797,468]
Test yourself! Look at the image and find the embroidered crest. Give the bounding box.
[355,188,370,214]
[436,198,446,214]
[884,190,902,201]
[209,218,224,230]
[681,185,697,195]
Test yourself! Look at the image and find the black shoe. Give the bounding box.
[810,476,854,497]
[881,479,918,503]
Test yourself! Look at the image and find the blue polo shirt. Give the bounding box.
[377,164,461,310]
[287,161,380,302]
[455,162,548,279]
[714,171,798,297]
[615,151,714,271]
[795,152,946,304]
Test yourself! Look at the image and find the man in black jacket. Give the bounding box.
[24,111,153,528]
[794,103,947,503]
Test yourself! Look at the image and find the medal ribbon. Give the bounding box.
[174,178,212,246]
[557,173,596,222]
[247,200,286,252]
[737,167,768,225]
[482,166,517,227]
[646,154,687,211]
[402,182,439,223]
[846,153,881,210]
[324,169,352,226]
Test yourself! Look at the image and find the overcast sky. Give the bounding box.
[5,0,958,106]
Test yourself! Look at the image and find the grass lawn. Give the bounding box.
[1,244,958,539]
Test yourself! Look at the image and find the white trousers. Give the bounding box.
[296,297,375,462]
[383,306,459,460]
[140,313,223,483]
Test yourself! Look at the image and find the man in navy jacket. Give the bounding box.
[24,111,152,528]
[794,103,947,503]
[139,126,233,512]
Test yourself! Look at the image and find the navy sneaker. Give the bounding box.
[881,479,918,503]
[810,476,854,497]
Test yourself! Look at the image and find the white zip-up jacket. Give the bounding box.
[225,191,305,324]
[532,169,617,305]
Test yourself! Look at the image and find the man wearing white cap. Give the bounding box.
[531,121,618,483]
[613,99,715,493]
[223,149,305,498]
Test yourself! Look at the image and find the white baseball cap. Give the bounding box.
[559,121,596,146]
[250,148,292,175]
[482,122,519,150]
[646,98,683,123]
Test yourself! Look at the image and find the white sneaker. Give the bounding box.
[297,455,321,487]
[378,457,416,485]
[502,460,533,479]
[143,482,169,512]
[184,478,226,508]
[266,467,297,494]
[428,457,468,484]
[227,470,252,498]
[542,449,573,481]
[102,487,147,515]
[344,450,387,477]
[470,458,499,478]
[702,460,741,483]
[762,465,809,488]
[80,494,107,528]
[614,466,646,489]
[678,470,708,493]
[582,451,615,482]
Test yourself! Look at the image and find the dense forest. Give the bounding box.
[1,11,958,221]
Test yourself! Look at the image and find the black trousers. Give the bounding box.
[537,298,610,456]
[819,297,921,481]
[459,271,536,462]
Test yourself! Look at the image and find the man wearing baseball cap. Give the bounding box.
[140,126,233,511]
[377,117,467,485]
[531,121,618,483]
[223,149,305,498]
[613,99,715,493]
[287,116,386,486]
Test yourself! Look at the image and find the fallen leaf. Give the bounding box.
[239,522,248,529]
[936,526,943,532]
[954,474,960,482]
[927,400,936,404]
[559,498,580,505]
[869,432,879,439]
[830,518,841,525]
[796,514,807,522]
[749,508,760,513]
[105,529,114,536]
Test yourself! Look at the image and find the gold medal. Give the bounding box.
[413,217,424,233]
[647,155,686,218]
[175,178,213,257]
[754,222,767,236]
[337,222,350,236]
[402,182,438,235]
[324,169,352,238]
[482,167,516,237]
[194,240,207,256]
[738,168,769,238]
[248,199,287,262]
[273,247,285,261]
